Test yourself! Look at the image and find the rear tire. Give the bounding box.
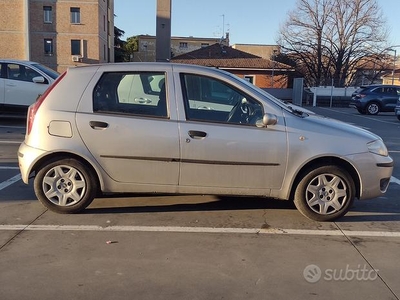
[34,158,98,213]
[294,166,355,222]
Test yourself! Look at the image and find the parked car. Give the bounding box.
[349,84,400,115]
[0,59,59,115]
[18,63,393,221]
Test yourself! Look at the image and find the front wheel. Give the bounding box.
[293,166,355,221]
[366,102,380,115]
[34,158,98,214]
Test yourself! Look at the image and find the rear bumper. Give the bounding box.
[18,142,46,184]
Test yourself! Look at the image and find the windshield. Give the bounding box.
[32,63,59,80]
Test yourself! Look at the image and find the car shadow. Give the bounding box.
[84,193,400,223]
[84,194,297,215]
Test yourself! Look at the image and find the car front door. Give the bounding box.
[4,63,49,106]
[177,73,287,194]
[76,69,180,186]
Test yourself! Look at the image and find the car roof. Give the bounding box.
[0,59,43,66]
[362,84,400,88]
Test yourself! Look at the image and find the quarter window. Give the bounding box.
[93,72,167,117]
[70,7,81,24]
[180,74,263,125]
[43,6,52,23]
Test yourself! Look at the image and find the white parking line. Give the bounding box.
[0,174,21,191]
[0,140,22,144]
[0,166,20,170]
[0,224,399,238]
[390,176,400,185]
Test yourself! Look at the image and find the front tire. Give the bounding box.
[294,166,355,221]
[366,102,380,115]
[34,158,98,214]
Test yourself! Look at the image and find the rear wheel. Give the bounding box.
[34,158,98,213]
[294,166,355,222]
[366,102,380,115]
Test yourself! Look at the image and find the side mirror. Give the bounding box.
[256,113,278,128]
[32,76,45,84]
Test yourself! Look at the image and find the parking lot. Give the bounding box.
[1,107,399,300]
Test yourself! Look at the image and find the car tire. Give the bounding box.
[34,158,98,214]
[293,165,355,222]
[366,102,380,115]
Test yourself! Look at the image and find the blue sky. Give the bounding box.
[114,0,400,47]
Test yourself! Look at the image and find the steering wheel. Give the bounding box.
[226,98,253,123]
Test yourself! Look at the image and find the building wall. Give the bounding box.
[0,0,26,59]
[232,44,280,60]
[231,70,288,88]
[134,35,229,62]
[0,0,114,73]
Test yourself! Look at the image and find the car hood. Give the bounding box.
[285,111,382,146]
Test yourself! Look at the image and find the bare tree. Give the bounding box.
[278,0,389,87]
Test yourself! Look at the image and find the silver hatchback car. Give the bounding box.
[18,63,393,221]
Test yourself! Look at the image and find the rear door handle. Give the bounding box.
[188,130,207,139]
[89,121,109,129]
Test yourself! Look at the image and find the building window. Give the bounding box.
[179,42,188,48]
[201,43,209,48]
[44,39,54,55]
[71,40,81,55]
[244,76,255,84]
[70,7,81,24]
[43,6,52,23]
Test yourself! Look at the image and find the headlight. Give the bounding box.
[367,139,388,156]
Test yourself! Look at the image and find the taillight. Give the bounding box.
[359,94,366,98]
[27,71,67,135]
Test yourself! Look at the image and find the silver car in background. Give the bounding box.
[18,63,393,221]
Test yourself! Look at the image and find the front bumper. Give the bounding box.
[347,152,394,200]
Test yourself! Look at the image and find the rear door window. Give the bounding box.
[93,72,167,117]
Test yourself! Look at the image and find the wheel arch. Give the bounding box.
[289,156,361,200]
[30,152,102,194]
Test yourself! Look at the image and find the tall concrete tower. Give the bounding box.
[156,0,171,62]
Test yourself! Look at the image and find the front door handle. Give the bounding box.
[188,130,207,139]
[89,121,109,129]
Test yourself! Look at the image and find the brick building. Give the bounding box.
[172,43,294,88]
[0,0,114,73]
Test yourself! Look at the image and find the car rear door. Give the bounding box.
[76,65,180,186]
[176,72,287,194]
